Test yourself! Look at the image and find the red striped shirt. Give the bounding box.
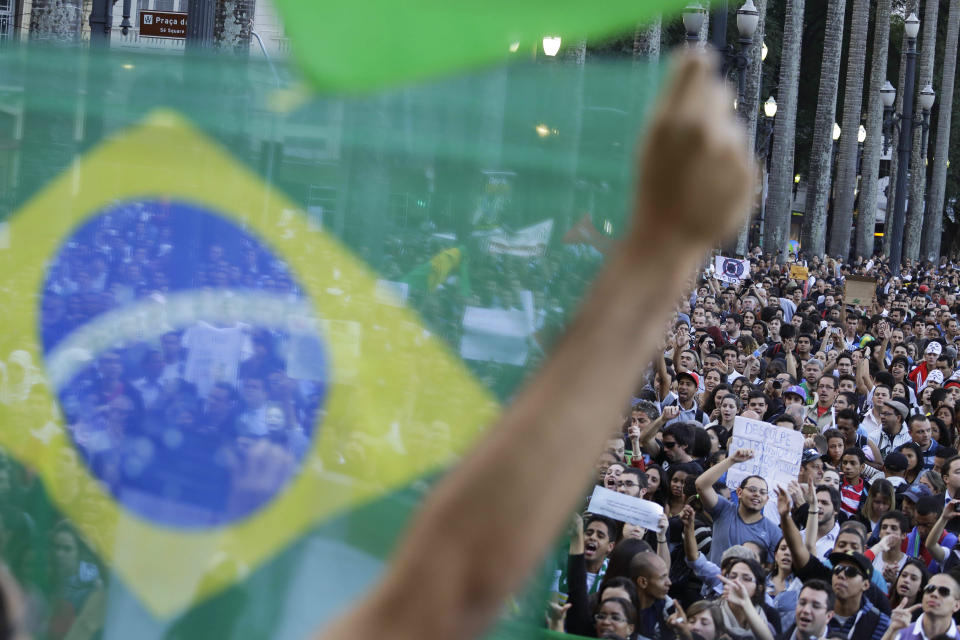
[840,478,865,515]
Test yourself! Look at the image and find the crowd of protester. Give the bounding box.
[545,249,960,640]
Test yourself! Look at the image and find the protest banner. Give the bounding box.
[587,485,664,530]
[714,256,750,284]
[726,416,804,522]
[789,265,809,281]
[845,275,877,308]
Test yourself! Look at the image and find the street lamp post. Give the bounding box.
[682,1,758,110]
[884,13,934,275]
[682,3,706,46]
[756,96,777,246]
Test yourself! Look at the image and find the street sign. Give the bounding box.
[139,11,187,39]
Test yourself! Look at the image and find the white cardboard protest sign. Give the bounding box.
[726,416,804,523]
[587,485,664,530]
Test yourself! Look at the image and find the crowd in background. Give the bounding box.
[545,249,960,640]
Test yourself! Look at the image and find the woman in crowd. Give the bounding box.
[887,557,929,617]
[916,468,946,495]
[603,463,625,492]
[897,443,924,485]
[821,468,841,491]
[45,522,103,640]
[592,596,636,639]
[702,385,732,422]
[930,415,954,449]
[698,369,723,409]
[596,451,620,488]
[644,464,665,504]
[860,479,896,534]
[766,537,801,631]
[685,601,730,640]
[665,464,694,518]
[715,557,776,640]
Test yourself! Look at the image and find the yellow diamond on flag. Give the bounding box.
[0,110,499,617]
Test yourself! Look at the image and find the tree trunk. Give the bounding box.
[29,0,83,40]
[632,15,661,62]
[829,0,870,259]
[737,0,768,257]
[904,0,940,261]
[921,0,959,261]
[884,0,919,257]
[801,0,847,257]
[856,0,892,260]
[764,0,806,261]
[699,1,710,48]
[214,0,255,53]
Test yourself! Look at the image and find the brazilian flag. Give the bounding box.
[0,0,684,637]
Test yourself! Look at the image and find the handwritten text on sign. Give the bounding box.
[587,485,664,530]
[726,416,803,492]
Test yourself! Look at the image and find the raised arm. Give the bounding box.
[925,500,960,563]
[316,52,754,640]
[804,487,819,556]
[639,406,679,458]
[680,506,699,562]
[777,488,811,570]
[694,448,754,511]
[856,351,874,395]
[785,351,798,381]
[656,353,671,400]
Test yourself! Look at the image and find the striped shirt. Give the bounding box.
[840,478,866,516]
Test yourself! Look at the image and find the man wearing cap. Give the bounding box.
[909,341,943,390]
[884,572,960,640]
[777,490,893,615]
[783,385,807,409]
[883,452,910,490]
[868,400,912,458]
[901,485,933,531]
[825,552,890,640]
[799,449,825,486]
[919,369,944,398]
[661,370,707,427]
[946,374,960,406]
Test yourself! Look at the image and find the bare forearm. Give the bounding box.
[804,506,818,555]
[927,517,949,562]
[683,524,698,561]
[321,240,708,640]
[696,455,734,498]
[657,538,670,570]
[640,415,666,446]
[743,603,774,640]
[782,509,810,569]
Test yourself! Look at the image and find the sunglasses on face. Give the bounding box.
[663,441,677,448]
[924,584,954,598]
[832,565,864,580]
